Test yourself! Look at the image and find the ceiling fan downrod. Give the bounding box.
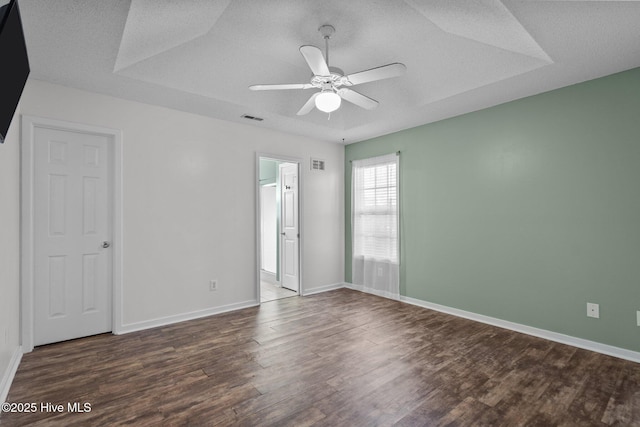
[318,25,335,67]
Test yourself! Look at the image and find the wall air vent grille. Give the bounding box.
[241,114,264,121]
[311,158,325,171]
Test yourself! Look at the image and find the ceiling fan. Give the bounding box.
[249,25,406,115]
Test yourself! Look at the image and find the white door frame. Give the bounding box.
[21,115,124,352]
[255,153,303,302]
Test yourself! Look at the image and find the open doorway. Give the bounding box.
[257,156,301,303]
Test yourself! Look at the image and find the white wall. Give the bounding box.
[0,103,22,402]
[19,79,344,329]
[260,185,277,274]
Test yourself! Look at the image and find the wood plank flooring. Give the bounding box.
[2,288,639,426]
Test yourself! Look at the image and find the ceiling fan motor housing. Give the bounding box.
[311,66,349,89]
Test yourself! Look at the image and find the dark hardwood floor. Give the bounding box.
[2,288,639,426]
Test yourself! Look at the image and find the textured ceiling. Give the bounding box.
[18,0,640,144]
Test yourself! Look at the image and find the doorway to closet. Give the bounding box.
[257,156,300,303]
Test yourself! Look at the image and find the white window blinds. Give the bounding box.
[351,152,399,299]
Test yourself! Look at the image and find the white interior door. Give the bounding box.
[280,163,299,292]
[33,126,112,346]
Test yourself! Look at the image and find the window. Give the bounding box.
[352,156,398,262]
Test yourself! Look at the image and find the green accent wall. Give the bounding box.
[345,67,640,352]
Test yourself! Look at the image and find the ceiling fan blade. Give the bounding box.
[338,88,379,110]
[297,92,319,115]
[345,63,406,86]
[249,83,313,91]
[300,45,330,77]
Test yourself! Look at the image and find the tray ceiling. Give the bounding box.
[18,0,640,143]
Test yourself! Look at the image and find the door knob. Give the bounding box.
[102,241,111,248]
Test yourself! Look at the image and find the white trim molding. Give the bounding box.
[345,282,400,301]
[302,282,346,296]
[118,300,259,334]
[401,296,640,364]
[343,283,640,363]
[20,115,124,351]
[0,346,22,404]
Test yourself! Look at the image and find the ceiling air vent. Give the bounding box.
[241,114,264,122]
[311,158,325,171]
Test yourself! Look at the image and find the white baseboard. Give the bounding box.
[120,282,349,334]
[400,295,640,364]
[117,300,259,334]
[1,346,23,404]
[302,282,345,296]
[344,282,400,301]
[342,283,640,363]
[260,270,277,285]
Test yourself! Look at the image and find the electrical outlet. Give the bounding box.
[209,280,217,292]
[587,303,599,319]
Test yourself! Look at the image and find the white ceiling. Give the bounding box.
[18,0,640,144]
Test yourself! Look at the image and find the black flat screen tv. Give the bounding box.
[0,0,30,144]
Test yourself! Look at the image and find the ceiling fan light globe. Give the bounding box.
[315,91,341,113]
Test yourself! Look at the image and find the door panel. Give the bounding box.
[33,127,112,346]
[284,192,295,228]
[284,239,296,275]
[47,255,67,317]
